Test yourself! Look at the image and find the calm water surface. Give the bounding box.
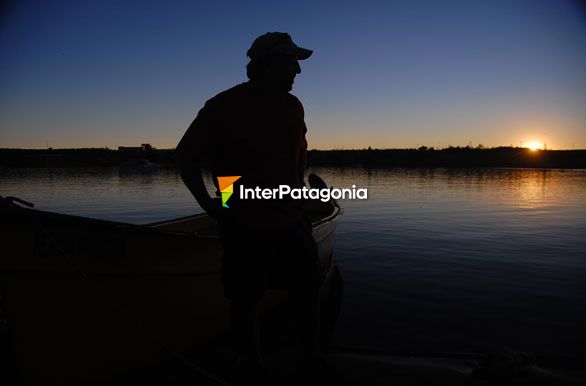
[1,166,585,360]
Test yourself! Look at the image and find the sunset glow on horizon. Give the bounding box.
[526,142,543,151]
[1,1,585,150]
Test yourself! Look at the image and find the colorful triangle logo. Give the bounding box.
[217,176,241,208]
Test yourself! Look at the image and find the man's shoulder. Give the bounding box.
[285,93,304,115]
[202,83,305,114]
[286,92,302,105]
[205,82,251,107]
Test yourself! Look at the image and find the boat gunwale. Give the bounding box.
[145,202,342,232]
[2,205,213,239]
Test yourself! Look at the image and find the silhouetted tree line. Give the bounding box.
[1,146,585,169]
[306,147,586,169]
[0,148,175,168]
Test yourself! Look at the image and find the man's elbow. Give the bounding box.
[174,148,186,171]
[174,144,192,167]
[175,152,203,179]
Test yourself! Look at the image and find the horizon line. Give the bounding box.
[1,146,585,151]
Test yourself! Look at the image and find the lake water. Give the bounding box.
[1,166,585,361]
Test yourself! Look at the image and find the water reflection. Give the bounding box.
[315,167,584,211]
[1,166,585,358]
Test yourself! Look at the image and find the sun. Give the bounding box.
[526,141,542,151]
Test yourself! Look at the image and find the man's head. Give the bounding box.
[246,32,312,93]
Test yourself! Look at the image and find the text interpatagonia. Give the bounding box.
[239,185,368,202]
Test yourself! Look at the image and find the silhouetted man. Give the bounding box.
[175,32,324,383]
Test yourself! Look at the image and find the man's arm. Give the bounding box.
[175,108,221,219]
[175,152,220,219]
[298,99,309,187]
[298,147,307,187]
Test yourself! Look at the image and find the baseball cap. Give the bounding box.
[247,32,313,60]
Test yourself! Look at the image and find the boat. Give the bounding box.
[0,175,342,385]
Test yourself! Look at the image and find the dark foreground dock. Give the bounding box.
[1,281,584,386]
[118,301,585,386]
[2,308,585,385]
[1,263,585,385]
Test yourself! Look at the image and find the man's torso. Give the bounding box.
[197,81,308,228]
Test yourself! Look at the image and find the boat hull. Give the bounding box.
[0,199,340,385]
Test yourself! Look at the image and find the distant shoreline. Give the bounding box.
[1,147,585,169]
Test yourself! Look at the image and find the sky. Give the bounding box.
[1,0,585,150]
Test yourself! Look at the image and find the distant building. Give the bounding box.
[118,143,154,153]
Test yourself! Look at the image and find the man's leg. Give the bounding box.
[291,278,321,359]
[230,297,263,368]
[285,221,324,362]
[219,224,266,374]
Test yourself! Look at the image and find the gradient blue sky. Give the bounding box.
[1,0,585,150]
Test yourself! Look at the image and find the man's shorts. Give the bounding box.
[217,218,323,302]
